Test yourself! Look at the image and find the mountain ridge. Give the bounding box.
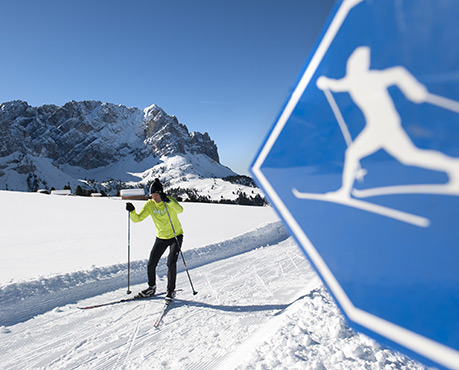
[0,100,264,204]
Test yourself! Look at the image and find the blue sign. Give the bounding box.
[251,1,459,368]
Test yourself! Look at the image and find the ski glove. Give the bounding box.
[160,192,169,203]
[126,202,135,212]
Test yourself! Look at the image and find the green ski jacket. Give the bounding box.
[129,197,184,239]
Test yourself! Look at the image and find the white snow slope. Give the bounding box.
[0,191,430,369]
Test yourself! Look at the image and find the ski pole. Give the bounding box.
[164,202,198,295]
[127,212,132,295]
[323,88,367,182]
[425,92,459,114]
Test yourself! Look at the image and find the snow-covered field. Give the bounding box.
[0,191,430,369]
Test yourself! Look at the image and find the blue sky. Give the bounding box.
[0,0,336,175]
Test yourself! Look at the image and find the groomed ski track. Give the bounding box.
[0,222,319,369]
[0,221,288,327]
[0,221,428,369]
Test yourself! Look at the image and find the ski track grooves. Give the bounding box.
[0,237,318,370]
[0,221,288,327]
[114,301,148,369]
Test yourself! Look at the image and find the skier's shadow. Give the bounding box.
[174,294,308,315]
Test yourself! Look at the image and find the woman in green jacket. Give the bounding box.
[126,178,183,300]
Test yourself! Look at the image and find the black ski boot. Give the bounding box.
[165,290,176,302]
[138,285,156,298]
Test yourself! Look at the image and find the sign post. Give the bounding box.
[251,1,459,368]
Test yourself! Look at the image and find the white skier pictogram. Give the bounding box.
[293,46,459,227]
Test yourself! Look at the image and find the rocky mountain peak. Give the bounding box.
[0,99,234,193]
[144,104,179,137]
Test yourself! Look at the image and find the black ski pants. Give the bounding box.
[147,234,183,293]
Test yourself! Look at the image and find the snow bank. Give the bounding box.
[0,221,289,327]
[0,191,279,282]
[232,287,428,370]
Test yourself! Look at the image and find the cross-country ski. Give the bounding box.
[292,187,430,227]
[153,298,174,328]
[352,183,459,198]
[77,290,183,310]
[77,294,159,310]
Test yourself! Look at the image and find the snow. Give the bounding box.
[0,191,277,283]
[0,190,430,369]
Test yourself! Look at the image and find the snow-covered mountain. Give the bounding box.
[0,100,263,203]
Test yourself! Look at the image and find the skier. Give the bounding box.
[125,178,184,300]
[316,46,459,199]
